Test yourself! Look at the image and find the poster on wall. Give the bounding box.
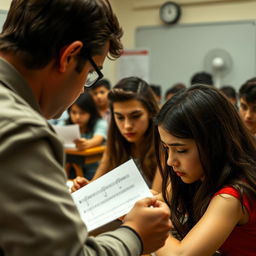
[116,49,150,82]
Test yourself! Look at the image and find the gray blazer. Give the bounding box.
[0,58,141,256]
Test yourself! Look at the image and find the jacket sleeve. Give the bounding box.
[0,124,141,256]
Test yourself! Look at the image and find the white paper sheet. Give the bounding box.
[52,124,81,148]
[71,159,153,232]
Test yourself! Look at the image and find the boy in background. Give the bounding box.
[239,78,256,137]
[90,79,111,123]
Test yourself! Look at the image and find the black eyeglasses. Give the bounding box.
[85,56,104,88]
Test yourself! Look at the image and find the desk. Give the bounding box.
[65,145,106,177]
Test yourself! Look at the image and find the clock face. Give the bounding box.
[160,1,181,24]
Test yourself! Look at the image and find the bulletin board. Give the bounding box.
[136,20,256,93]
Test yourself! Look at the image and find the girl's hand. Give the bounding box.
[74,138,88,151]
[71,176,90,193]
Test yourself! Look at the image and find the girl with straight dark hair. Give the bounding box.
[66,92,107,179]
[155,85,256,256]
[72,76,161,190]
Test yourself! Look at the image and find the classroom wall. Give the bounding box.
[1,0,256,85]
[0,0,11,10]
[109,0,256,85]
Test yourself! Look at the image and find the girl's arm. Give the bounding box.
[91,150,111,181]
[74,135,104,150]
[71,149,111,192]
[74,118,107,150]
[151,169,172,202]
[151,167,162,193]
[156,194,246,256]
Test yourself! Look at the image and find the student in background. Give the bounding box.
[90,78,111,123]
[220,85,237,108]
[190,71,213,86]
[48,110,69,125]
[154,85,256,256]
[164,83,186,101]
[66,92,107,179]
[238,77,256,137]
[0,0,171,255]
[150,84,162,106]
[72,76,162,192]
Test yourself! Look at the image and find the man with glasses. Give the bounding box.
[0,1,171,256]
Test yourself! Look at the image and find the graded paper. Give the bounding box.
[52,124,81,148]
[71,159,153,232]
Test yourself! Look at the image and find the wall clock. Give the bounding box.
[159,1,181,25]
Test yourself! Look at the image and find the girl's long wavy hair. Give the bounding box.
[154,84,256,238]
[66,92,100,134]
[107,77,159,184]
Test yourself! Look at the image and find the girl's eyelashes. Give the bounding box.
[114,114,142,121]
[114,114,124,120]
[161,143,188,154]
[176,149,188,153]
[131,114,141,119]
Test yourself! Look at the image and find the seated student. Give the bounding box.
[220,85,238,108]
[72,76,162,192]
[190,71,213,86]
[66,92,107,179]
[164,83,186,101]
[90,78,111,123]
[238,77,256,137]
[150,84,162,106]
[154,84,256,256]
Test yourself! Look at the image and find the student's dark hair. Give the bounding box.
[91,78,111,90]
[0,0,123,70]
[165,83,186,100]
[190,72,213,86]
[154,84,256,238]
[107,76,159,183]
[150,84,162,97]
[220,85,237,99]
[239,77,256,103]
[66,92,100,134]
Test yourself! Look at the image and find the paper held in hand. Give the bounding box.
[71,159,153,232]
[52,124,81,148]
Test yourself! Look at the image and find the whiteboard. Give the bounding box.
[0,10,7,32]
[136,20,256,93]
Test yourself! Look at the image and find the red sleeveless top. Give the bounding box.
[214,187,256,256]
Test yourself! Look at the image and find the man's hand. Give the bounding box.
[123,197,172,254]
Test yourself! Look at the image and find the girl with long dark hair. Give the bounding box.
[155,85,256,256]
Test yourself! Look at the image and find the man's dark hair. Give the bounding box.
[0,0,123,71]
[190,71,213,86]
[92,79,111,90]
[220,86,237,99]
[239,77,256,103]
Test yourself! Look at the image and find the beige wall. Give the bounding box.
[0,0,11,10]
[1,0,256,84]
[108,0,256,84]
